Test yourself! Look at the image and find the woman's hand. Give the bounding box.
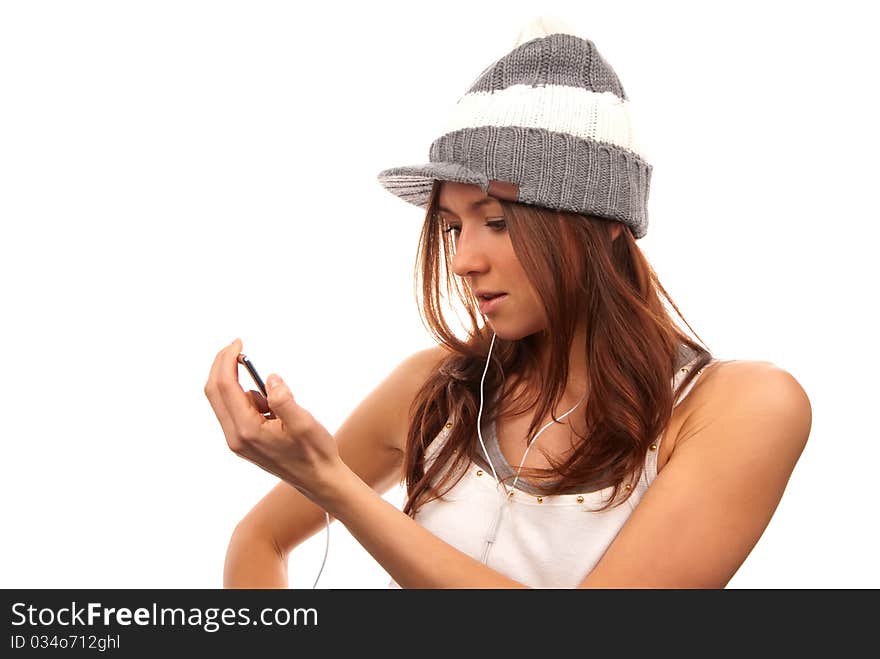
[204,338,344,504]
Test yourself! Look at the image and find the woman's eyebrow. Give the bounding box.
[436,198,500,214]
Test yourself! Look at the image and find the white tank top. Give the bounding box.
[388,348,715,589]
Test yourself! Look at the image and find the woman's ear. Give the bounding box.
[609,223,623,241]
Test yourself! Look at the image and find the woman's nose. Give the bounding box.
[450,235,490,278]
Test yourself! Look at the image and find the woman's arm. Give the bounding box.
[224,523,288,588]
[317,464,528,589]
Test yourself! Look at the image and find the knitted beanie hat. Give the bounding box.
[376,17,653,239]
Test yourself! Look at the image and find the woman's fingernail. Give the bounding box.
[266,374,282,389]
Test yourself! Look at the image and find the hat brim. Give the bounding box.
[376,162,490,210]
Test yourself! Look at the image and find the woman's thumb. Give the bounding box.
[265,374,298,416]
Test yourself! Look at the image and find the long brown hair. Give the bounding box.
[401,180,713,516]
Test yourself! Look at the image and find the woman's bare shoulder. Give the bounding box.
[405,344,454,379]
[692,358,806,396]
[675,358,812,450]
[381,345,454,451]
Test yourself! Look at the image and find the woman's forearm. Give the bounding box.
[316,464,528,589]
[223,527,288,588]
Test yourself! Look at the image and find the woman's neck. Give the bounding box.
[530,323,590,402]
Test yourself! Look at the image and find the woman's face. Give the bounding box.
[437,181,547,340]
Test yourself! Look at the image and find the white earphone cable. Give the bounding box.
[311,512,330,589]
[476,330,586,564]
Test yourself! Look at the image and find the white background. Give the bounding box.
[1,0,877,589]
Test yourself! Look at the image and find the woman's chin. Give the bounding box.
[484,320,543,342]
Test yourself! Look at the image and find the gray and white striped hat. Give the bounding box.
[376,17,653,239]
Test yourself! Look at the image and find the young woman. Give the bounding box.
[205,18,812,588]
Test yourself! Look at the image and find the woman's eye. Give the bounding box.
[441,219,506,234]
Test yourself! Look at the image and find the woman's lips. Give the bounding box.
[478,293,508,314]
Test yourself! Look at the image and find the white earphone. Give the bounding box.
[475,331,586,564]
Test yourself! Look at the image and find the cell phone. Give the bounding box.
[237,353,267,396]
[237,353,275,418]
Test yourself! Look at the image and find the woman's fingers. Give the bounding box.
[208,342,341,495]
[204,340,238,439]
[247,390,270,414]
[247,390,276,419]
[215,339,265,442]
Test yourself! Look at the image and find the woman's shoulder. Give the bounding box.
[673,358,812,453]
[691,358,807,399]
[384,345,454,447]
[405,345,454,379]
